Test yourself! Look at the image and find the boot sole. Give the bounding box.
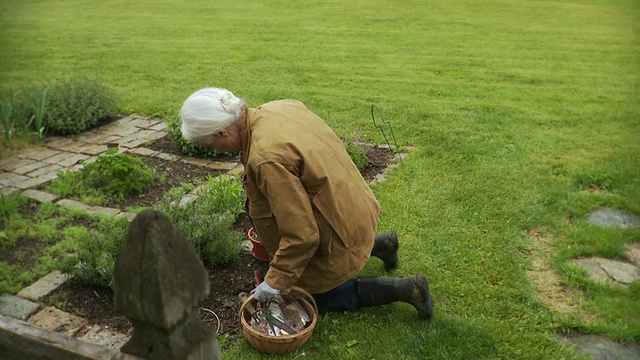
[414,274,433,319]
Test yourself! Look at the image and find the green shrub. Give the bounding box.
[45,76,117,136]
[1,77,113,143]
[166,115,223,157]
[182,210,240,266]
[0,193,27,219]
[154,179,244,266]
[61,216,128,287]
[200,174,245,217]
[80,148,154,201]
[345,141,369,171]
[46,149,152,204]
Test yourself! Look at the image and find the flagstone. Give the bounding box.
[0,174,29,187]
[16,174,57,189]
[26,163,61,178]
[28,306,88,337]
[17,147,62,161]
[0,294,40,320]
[18,271,70,301]
[0,158,34,172]
[21,189,59,203]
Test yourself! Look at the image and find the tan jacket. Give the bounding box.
[240,100,381,294]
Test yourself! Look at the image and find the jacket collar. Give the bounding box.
[240,106,255,166]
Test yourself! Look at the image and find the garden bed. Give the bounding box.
[36,134,392,338]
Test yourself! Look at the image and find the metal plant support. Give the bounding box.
[371,104,403,165]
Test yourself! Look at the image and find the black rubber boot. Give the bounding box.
[356,275,433,319]
[371,230,399,271]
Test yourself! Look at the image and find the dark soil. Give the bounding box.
[40,133,392,338]
[102,155,223,211]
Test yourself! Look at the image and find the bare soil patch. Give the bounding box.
[524,228,587,316]
[40,133,391,337]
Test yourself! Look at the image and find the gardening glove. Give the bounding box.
[252,280,280,302]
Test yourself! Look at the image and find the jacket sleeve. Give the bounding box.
[254,161,319,292]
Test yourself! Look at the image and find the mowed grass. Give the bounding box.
[1,0,639,359]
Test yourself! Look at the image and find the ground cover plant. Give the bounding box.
[0,198,93,293]
[1,0,639,359]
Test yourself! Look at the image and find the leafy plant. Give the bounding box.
[34,201,80,222]
[47,149,153,204]
[80,148,154,201]
[0,231,8,249]
[0,193,27,219]
[61,216,129,287]
[28,86,47,139]
[32,221,60,244]
[0,92,15,143]
[1,215,28,248]
[154,182,243,266]
[344,141,369,171]
[199,175,245,217]
[44,76,117,136]
[0,261,21,294]
[46,168,104,204]
[47,169,81,198]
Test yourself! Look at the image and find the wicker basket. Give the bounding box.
[239,286,318,354]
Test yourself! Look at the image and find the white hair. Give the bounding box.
[179,88,246,145]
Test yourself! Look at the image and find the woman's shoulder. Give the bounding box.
[258,99,306,110]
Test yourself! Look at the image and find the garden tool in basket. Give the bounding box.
[239,291,278,337]
[254,271,298,335]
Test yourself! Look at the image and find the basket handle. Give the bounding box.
[287,286,319,315]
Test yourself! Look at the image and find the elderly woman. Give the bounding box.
[179,87,433,319]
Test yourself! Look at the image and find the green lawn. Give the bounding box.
[1,0,639,358]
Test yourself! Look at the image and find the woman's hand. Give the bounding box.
[252,280,281,302]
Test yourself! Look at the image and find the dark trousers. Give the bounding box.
[311,279,360,314]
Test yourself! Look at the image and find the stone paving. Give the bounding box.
[558,208,640,359]
[573,208,640,288]
[559,334,640,360]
